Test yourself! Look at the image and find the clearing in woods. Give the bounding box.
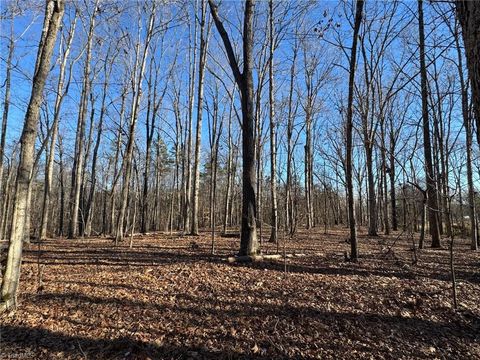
[1,228,479,359]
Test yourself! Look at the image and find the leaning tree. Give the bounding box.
[1,0,65,312]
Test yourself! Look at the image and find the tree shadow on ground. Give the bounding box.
[22,241,480,285]
[23,247,226,267]
[0,325,275,360]
[31,290,479,341]
[3,290,479,359]
[232,259,419,281]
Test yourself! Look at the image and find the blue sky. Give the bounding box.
[0,0,477,193]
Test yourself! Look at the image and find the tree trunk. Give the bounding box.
[109,90,125,235]
[0,20,14,211]
[389,116,398,231]
[380,117,389,235]
[183,2,199,233]
[345,0,364,261]
[1,0,64,312]
[39,14,76,240]
[268,0,277,243]
[116,5,156,243]
[418,0,441,248]
[222,95,234,235]
[68,4,96,239]
[84,85,106,236]
[286,43,298,236]
[57,136,65,236]
[0,158,15,241]
[191,0,210,236]
[209,0,258,256]
[365,145,378,236]
[456,0,480,146]
[454,20,478,250]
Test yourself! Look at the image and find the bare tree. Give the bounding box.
[191,0,210,235]
[456,1,480,146]
[1,0,64,312]
[346,0,364,261]
[68,1,98,239]
[0,18,14,208]
[418,0,441,248]
[39,11,77,240]
[209,0,259,256]
[268,0,278,243]
[116,3,156,243]
[453,17,478,250]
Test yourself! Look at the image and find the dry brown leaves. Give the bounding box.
[0,227,479,359]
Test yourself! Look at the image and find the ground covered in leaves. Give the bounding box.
[1,227,479,359]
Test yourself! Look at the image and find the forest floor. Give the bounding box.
[0,227,479,359]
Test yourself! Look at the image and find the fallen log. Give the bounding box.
[226,253,305,263]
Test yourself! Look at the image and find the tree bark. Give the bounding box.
[116,5,156,243]
[191,0,210,235]
[222,94,234,235]
[84,52,113,237]
[57,135,65,236]
[208,0,258,256]
[418,0,441,248]
[454,20,478,250]
[268,0,278,243]
[1,0,64,312]
[286,42,298,236]
[345,0,364,261]
[0,20,14,211]
[68,3,97,239]
[456,0,480,146]
[39,13,77,240]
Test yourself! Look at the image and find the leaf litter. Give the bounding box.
[1,228,479,359]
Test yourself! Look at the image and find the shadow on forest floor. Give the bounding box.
[2,230,479,359]
[0,324,277,360]
[2,291,479,359]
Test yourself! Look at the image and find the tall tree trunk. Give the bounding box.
[109,89,126,235]
[365,145,378,236]
[345,0,363,261]
[305,113,313,230]
[141,66,154,235]
[173,89,183,231]
[418,0,441,248]
[380,117,389,235]
[429,66,448,236]
[286,43,298,235]
[222,94,234,235]
[154,133,162,231]
[389,115,398,231]
[78,88,96,236]
[69,4,97,239]
[0,158,15,241]
[209,0,258,256]
[456,1,480,146]
[116,6,156,243]
[39,14,77,240]
[1,0,64,312]
[208,90,222,253]
[141,49,166,234]
[268,0,277,243]
[57,135,65,236]
[85,45,117,237]
[191,0,210,235]
[183,1,199,233]
[454,21,478,250]
[0,20,14,210]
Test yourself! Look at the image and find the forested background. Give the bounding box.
[1,0,478,247]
